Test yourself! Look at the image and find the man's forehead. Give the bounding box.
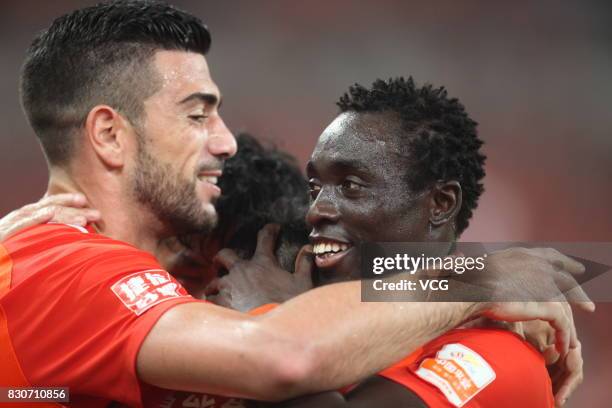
[312,111,404,163]
[152,49,219,99]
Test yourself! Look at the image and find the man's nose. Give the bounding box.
[208,115,237,159]
[306,188,340,227]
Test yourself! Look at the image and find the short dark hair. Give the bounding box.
[337,77,486,234]
[20,0,211,164]
[215,133,310,270]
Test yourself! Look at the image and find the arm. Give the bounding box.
[138,227,592,401]
[138,283,476,401]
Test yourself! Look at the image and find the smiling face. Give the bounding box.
[307,111,432,284]
[129,50,237,235]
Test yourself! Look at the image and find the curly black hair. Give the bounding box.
[337,77,486,234]
[213,133,310,268]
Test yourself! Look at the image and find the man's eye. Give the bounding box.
[341,180,363,192]
[189,115,208,123]
[308,181,321,199]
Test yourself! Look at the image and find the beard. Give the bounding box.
[131,138,218,236]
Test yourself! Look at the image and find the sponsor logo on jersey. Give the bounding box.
[111,270,188,315]
[415,343,496,407]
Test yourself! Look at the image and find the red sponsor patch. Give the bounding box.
[111,270,189,315]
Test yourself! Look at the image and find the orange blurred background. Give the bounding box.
[0,1,610,405]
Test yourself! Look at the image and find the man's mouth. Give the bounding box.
[312,238,353,269]
[197,175,219,185]
[197,170,222,195]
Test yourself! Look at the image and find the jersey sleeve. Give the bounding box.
[379,329,554,408]
[248,303,279,316]
[2,227,198,408]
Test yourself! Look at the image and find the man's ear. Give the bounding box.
[429,180,462,227]
[84,105,133,169]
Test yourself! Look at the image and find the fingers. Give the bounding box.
[204,278,221,296]
[563,302,578,349]
[543,345,560,365]
[542,303,571,358]
[563,285,596,313]
[537,248,585,275]
[551,269,595,312]
[37,193,88,209]
[1,193,101,241]
[3,210,55,239]
[38,194,100,226]
[50,207,101,226]
[207,288,232,308]
[213,249,241,270]
[554,342,584,407]
[293,245,314,279]
[17,206,55,225]
[15,194,85,215]
[508,302,571,358]
[490,301,574,359]
[255,224,280,258]
[541,249,595,313]
[204,278,233,307]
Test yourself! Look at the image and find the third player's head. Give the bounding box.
[20,1,236,237]
[163,133,310,295]
[307,77,486,284]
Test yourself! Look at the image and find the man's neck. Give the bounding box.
[47,166,166,256]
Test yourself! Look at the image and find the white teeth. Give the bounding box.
[198,175,218,184]
[313,241,351,255]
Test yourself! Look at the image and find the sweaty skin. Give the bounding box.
[23,45,585,403]
[217,111,585,407]
[5,31,590,405]
[307,111,440,284]
[0,194,100,241]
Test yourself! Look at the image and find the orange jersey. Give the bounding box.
[0,223,196,408]
[380,328,554,407]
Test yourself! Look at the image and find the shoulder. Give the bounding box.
[3,223,162,289]
[5,222,156,261]
[381,328,553,407]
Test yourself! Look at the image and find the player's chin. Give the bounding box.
[200,204,218,227]
[185,203,217,234]
[315,249,360,285]
[194,186,218,209]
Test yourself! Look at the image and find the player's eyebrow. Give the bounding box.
[307,158,371,178]
[178,92,222,108]
[329,158,370,174]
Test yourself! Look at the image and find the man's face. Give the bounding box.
[129,50,236,235]
[306,111,430,285]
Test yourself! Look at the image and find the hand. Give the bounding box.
[549,341,583,407]
[476,247,594,367]
[206,224,314,312]
[522,320,558,364]
[0,194,100,241]
[520,319,583,407]
[476,316,582,407]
